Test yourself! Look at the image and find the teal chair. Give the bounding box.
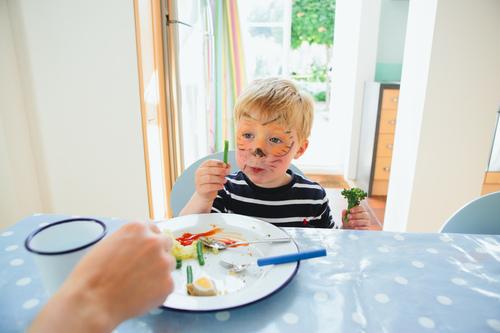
[170,150,303,217]
[440,191,500,235]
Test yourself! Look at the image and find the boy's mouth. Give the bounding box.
[247,166,265,174]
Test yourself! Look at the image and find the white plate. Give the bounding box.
[157,213,299,312]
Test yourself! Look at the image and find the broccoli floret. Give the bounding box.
[341,188,367,223]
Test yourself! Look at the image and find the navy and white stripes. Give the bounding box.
[211,170,339,228]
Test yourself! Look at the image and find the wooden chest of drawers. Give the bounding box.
[357,83,400,196]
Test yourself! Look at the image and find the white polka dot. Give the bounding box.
[5,245,18,252]
[394,276,408,285]
[10,258,24,266]
[282,313,299,325]
[377,246,390,253]
[38,222,49,227]
[348,234,359,240]
[314,291,329,302]
[439,235,452,242]
[412,261,425,268]
[426,248,438,254]
[1,231,13,237]
[352,312,367,326]
[436,295,452,305]
[451,277,466,286]
[16,277,32,286]
[418,317,435,329]
[22,298,40,310]
[374,293,390,304]
[393,234,405,241]
[215,311,231,321]
[149,308,163,315]
[487,319,500,332]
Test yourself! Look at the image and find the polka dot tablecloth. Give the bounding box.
[1,214,500,332]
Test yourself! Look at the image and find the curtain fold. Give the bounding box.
[210,0,246,152]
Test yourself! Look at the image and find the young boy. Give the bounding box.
[180,77,371,229]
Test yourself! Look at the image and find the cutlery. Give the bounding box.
[200,237,291,250]
[220,248,327,273]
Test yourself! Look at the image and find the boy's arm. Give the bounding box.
[180,192,216,215]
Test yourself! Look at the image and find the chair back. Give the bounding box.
[170,151,303,217]
[440,191,500,234]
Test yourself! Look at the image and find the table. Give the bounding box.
[1,214,500,332]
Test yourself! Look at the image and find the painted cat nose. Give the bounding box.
[252,148,266,158]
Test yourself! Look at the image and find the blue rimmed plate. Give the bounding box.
[157,213,299,312]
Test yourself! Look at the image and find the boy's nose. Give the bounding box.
[252,148,266,158]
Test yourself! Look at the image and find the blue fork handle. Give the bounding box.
[257,248,327,267]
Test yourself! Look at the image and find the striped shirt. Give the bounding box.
[211,170,339,228]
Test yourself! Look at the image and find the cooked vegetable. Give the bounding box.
[196,240,205,266]
[176,258,182,269]
[223,139,229,164]
[341,188,368,224]
[163,230,198,260]
[186,265,193,284]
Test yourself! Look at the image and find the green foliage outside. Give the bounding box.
[291,0,336,49]
[290,0,336,103]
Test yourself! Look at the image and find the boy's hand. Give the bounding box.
[342,205,371,230]
[195,160,231,202]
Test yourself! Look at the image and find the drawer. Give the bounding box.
[484,172,500,184]
[373,157,392,180]
[371,180,388,196]
[381,89,399,110]
[379,109,397,134]
[376,134,394,157]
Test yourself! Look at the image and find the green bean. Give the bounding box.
[186,265,193,284]
[176,258,182,269]
[196,240,205,266]
[223,139,229,164]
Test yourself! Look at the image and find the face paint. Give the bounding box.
[236,117,295,158]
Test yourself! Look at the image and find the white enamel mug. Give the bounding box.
[25,218,107,295]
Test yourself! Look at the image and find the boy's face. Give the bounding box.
[235,112,308,188]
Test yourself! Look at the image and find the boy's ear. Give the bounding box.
[294,139,309,159]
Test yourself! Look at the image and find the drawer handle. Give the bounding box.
[392,97,398,102]
[388,120,396,125]
[383,167,391,172]
[386,144,393,149]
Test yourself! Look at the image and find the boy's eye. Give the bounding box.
[269,137,283,144]
[242,133,254,140]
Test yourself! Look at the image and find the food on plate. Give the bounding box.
[187,276,218,296]
[164,227,246,264]
[196,240,205,266]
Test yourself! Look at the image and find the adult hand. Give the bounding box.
[342,205,372,230]
[29,222,175,333]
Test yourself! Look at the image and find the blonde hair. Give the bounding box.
[234,77,314,144]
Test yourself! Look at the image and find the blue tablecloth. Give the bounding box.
[1,214,500,332]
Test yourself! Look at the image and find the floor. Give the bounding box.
[307,174,386,230]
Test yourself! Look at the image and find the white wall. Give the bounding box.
[330,0,381,179]
[0,0,149,228]
[384,0,500,232]
[0,0,42,228]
